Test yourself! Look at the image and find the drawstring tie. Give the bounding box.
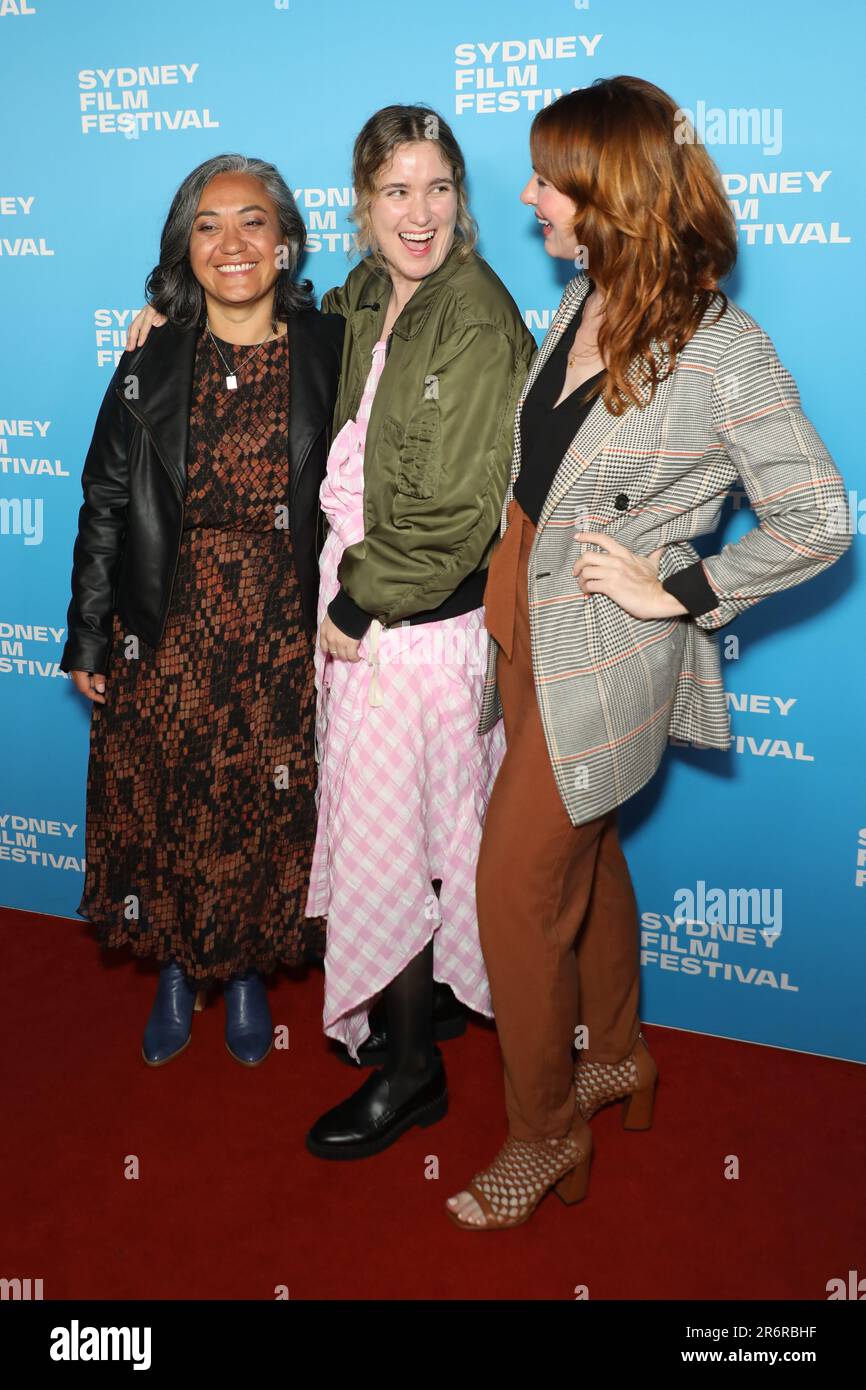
[367,620,384,708]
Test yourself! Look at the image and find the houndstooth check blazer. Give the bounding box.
[478,273,852,826]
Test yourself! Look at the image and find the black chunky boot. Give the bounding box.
[306,940,447,1159]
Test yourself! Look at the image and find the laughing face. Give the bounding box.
[368,140,458,290]
[520,169,581,261]
[188,171,286,312]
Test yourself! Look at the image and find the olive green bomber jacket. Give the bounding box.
[320,238,537,635]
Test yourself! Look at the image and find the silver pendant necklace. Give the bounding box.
[206,317,279,390]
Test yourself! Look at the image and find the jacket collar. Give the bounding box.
[355,235,466,337]
[116,309,328,503]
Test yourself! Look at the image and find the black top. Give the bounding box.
[514,296,605,526]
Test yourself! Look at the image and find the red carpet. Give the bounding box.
[2,906,863,1301]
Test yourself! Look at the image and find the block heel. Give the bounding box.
[622,1077,656,1130]
[553,1144,593,1205]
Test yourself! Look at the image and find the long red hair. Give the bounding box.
[530,75,738,414]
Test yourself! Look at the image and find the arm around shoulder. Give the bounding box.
[320,283,350,319]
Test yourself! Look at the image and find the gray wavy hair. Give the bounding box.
[144,153,315,326]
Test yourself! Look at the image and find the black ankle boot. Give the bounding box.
[334,981,466,1068]
[305,1047,447,1160]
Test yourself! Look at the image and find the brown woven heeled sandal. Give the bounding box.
[446,1108,592,1232]
[574,1030,658,1128]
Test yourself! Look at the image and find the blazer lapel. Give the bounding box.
[534,318,673,531]
[536,392,631,529]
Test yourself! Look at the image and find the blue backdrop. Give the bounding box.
[1,0,863,1061]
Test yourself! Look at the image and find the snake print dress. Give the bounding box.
[76,324,325,982]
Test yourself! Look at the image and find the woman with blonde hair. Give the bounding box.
[446,76,851,1229]
[304,105,535,1158]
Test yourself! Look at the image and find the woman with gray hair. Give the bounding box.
[61,154,344,1067]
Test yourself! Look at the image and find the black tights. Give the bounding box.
[380,881,440,1099]
[382,937,434,1086]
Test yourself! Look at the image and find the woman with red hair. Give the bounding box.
[446,75,851,1230]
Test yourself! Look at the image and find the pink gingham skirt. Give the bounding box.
[304,339,505,1059]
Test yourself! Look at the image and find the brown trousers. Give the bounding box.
[477,499,641,1141]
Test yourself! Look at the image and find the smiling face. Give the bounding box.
[520,169,581,261]
[188,171,286,312]
[368,140,458,289]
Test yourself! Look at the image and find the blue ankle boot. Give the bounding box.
[142,961,205,1066]
[224,970,273,1066]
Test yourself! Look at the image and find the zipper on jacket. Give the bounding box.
[114,390,184,502]
[159,506,185,645]
[115,388,185,645]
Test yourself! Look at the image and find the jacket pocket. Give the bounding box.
[394,400,441,501]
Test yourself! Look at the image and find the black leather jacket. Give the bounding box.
[60,307,344,674]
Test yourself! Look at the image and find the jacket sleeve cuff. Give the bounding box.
[59,633,111,676]
[327,587,375,640]
[661,560,721,619]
